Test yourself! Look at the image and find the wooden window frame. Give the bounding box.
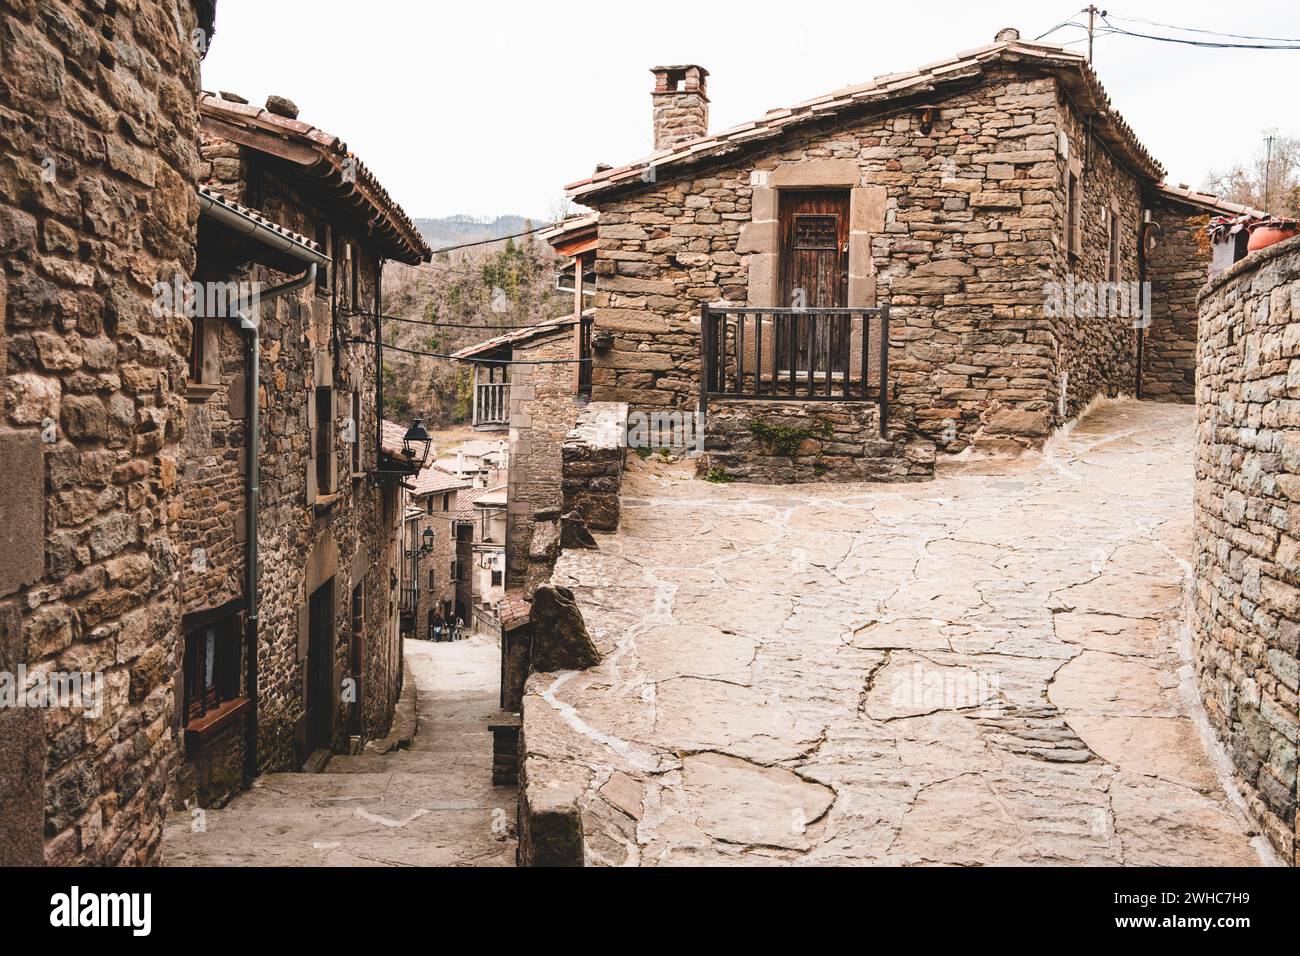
[350,244,361,311]
[1107,206,1120,283]
[189,315,206,383]
[315,386,334,497]
[315,224,331,295]
[182,611,244,743]
[350,391,363,478]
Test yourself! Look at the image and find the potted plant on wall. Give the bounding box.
[1246,216,1300,252]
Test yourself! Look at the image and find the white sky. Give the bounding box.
[200,0,1300,221]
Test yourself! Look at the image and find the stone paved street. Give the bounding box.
[162,636,515,866]
[525,401,1278,866]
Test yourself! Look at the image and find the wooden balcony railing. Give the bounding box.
[473,382,510,428]
[700,305,890,435]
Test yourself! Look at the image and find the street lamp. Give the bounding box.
[420,526,434,554]
[403,418,433,468]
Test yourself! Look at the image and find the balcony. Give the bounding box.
[473,382,510,430]
[701,305,891,434]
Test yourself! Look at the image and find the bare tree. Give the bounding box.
[1203,134,1300,215]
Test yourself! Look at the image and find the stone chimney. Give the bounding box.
[650,65,709,151]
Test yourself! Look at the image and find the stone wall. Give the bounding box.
[1049,100,1142,422]
[702,400,934,483]
[562,402,628,533]
[1144,195,1211,403]
[0,0,208,865]
[585,69,1160,454]
[1194,233,1300,865]
[188,137,404,785]
[506,329,579,587]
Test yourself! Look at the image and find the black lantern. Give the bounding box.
[421,526,434,553]
[403,418,433,467]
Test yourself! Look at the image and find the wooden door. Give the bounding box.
[778,190,849,372]
[306,579,334,756]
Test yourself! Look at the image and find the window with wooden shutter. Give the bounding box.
[315,387,333,495]
[183,612,242,727]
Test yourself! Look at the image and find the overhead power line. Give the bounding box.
[1105,12,1300,44]
[352,337,590,366]
[342,307,577,332]
[1100,12,1300,49]
[426,222,559,254]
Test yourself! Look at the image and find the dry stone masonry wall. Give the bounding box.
[1144,194,1210,404]
[0,0,207,864]
[702,400,934,484]
[1194,234,1300,865]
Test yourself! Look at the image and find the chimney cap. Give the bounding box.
[995,27,1021,42]
[649,64,710,77]
[650,64,709,97]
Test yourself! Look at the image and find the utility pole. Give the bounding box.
[1263,127,1278,212]
[1085,5,1107,65]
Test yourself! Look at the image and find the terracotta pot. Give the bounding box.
[1247,221,1300,252]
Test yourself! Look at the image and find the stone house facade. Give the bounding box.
[1,0,215,865]
[404,462,471,640]
[176,92,431,804]
[1194,234,1300,865]
[455,217,596,586]
[565,31,1224,467]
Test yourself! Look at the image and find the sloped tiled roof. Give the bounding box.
[1154,183,1267,219]
[452,310,592,360]
[567,37,1165,202]
[199,92,432,265]
[198,185,326,256]
[471,485,507,507]
[411,465,473,497]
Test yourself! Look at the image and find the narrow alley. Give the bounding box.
[162,636,515,867]
[522,402,1278,866]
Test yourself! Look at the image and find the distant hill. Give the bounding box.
[414,214,541,252]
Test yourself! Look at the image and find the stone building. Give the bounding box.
[563,31,1229,476]
[1,0,216,865]
[1194,233,1300,866]
[177,91,432,803]
[1143,185,1264,405]
[403,460,472,641]
[455,216,596,585]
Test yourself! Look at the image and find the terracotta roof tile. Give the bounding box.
[1155,183,1267,219]
[452,310,590,360]
[199,92,432,265]
[567,39,1165,202]
[197,185,324,254]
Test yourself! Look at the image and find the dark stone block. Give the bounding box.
[529,586,601,674]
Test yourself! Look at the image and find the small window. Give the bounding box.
[350,392,362,476]
[315,387,333,496]
[427,569,435,590]
[315,224,330,294]
[1107,209,1120,283]
[350,583,364,674]
[350,245,361,311]
[1065,172,1079,258]
[450,560,458,582]
[491,569,503,587]
[442,493,450,512]
[189,315,206,384]
[183,614,241,724]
